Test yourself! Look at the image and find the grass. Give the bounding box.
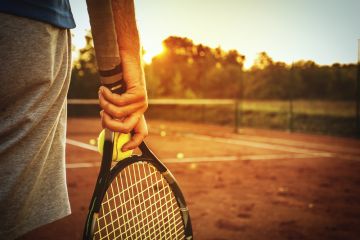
[241,100,355,117]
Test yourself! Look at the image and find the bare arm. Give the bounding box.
[99,0,148,150]
[112,0,144,88]
[112,0,139,56]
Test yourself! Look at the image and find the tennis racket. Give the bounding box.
[84,0,193,239]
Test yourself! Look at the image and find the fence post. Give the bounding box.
[288,64,294,132]
[201,104,205,123]
[288,97,293,132]
[356,39,360,136]
[234,100,239,133]
[234,72,244,133]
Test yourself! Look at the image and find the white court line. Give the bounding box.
[66,138,98,152]
[66,153,332,169]
[67,162,100,168]
[163,153,327,163]
[184,133,334,157]
[66,133,333,157]
[149,128,335,156]
[65,134,360,169]
[183,133,360,161]
[230,134,360,155]
[65,138,334,169]
[150,127,360,155]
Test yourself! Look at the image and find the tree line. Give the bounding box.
[68,34,357,101]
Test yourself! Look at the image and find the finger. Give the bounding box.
[122,133,144,151]
[101,111,140,133]
[100,86,145,106]
[100,110,104,128]
[120,114,141,133]
[99,93,146,119]
[122,117,148,151]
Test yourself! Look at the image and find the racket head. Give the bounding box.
[83,142,193,240]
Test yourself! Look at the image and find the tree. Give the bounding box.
[69,34,357,101]
[147,36,245,98]
[68,31,100,99]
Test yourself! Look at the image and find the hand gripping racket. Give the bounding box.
[84,0,193,239]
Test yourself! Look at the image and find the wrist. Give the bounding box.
[120,50,146,88]
[120,50,141,65]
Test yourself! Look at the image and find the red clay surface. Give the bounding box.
[20,118,360,240]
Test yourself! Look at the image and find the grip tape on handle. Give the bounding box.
[98,62,126,95]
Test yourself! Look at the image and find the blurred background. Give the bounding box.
[22,1,360,239]
[69,0,360,137]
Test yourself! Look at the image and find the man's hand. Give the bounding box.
[99,81,148,150]
[99,54,148,151]
[123,115,147,151]
[99,84,147,130]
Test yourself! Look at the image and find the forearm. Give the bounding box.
[111,0,144,87]
[112,0,139,53]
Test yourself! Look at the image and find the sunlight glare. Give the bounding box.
[143,43,164,63]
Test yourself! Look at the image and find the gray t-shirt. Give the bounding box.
[0,13,71,239]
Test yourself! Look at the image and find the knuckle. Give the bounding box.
[107,123,117,132]
[107,126,116,132]
[99,98,105,108]
[102,115,110,124]
[138,93,146,101]
[103,102,110,111]
[121,125,131,134]
[115,109,125,118]
[108,91,115,99]
[134,88,145,100]
[101,118,108,129]
[143,101,149,110]
[106,105,119,118]
[109,105,118,116]
[115,97,124,106]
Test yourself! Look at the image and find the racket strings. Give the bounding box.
[93,162,185,240]
[99,171,160,216]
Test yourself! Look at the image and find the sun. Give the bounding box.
[142,42,165,63]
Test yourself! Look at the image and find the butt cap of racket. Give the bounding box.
[97,129,133,161]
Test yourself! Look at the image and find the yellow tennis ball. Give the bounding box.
[97,129,133,161]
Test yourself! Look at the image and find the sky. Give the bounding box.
[70,0,360,68]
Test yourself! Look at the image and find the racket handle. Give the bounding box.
[86,0,122,86]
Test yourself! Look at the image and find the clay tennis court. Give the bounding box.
[21,118,360,240]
